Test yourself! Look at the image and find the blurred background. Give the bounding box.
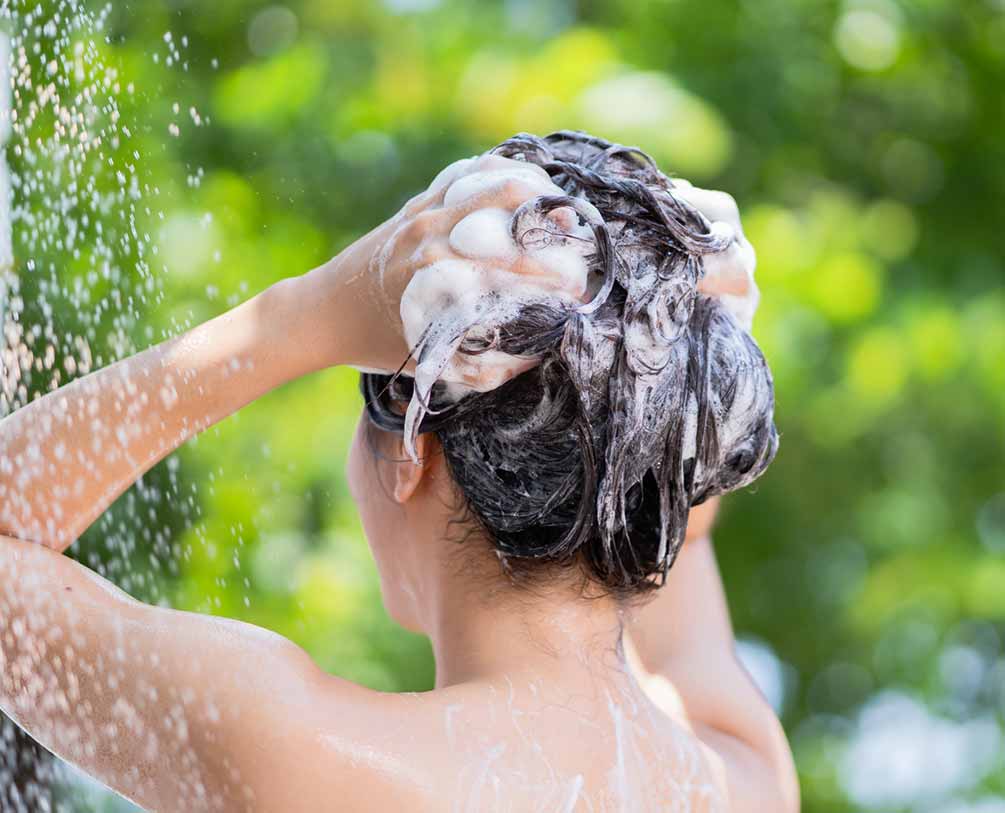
[1,0,1003,810]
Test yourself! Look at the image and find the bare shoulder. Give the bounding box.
[0,536,425,811]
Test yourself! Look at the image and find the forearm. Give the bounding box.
[0,275,330,550]
[626,497,726,671]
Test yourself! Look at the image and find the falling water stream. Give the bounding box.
[0,1,196,808]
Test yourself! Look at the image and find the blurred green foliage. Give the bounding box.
[8,0,1005,810]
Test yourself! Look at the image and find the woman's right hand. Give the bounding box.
[303,154,587,389]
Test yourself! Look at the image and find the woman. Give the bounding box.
[0,131,799,811]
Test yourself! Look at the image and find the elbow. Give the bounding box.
[770,740,801,813]
[697,720,800,813]
[0,529,66,550]
[735,659,801,812]
[699,663,801,812]
[771,767,801,813]
[749,711,801,813]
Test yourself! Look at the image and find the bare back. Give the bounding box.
[360,675,723,813]
[0,538,758,813]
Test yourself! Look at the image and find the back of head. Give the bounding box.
[363,130,779,598]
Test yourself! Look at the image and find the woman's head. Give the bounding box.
[353,130,778,614]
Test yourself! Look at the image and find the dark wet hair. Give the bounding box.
[362,130,778,597]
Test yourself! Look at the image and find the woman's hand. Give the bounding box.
[671,180,760,332]
[301,154,585,388]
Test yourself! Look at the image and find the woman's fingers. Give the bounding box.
[507,252,591,300]
[404,154,533,215]
[442,175,557,230]
[449,353,539,392]
[672,178,759,329]
[378,155,594,393]
[671,179,743,234]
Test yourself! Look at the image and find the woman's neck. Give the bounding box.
[423,573,629,689]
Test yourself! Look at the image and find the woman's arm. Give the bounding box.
[0,275,332,550]
[624,500,800,813]
[0,195,401,549]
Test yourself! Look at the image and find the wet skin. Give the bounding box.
[0,158,798,812]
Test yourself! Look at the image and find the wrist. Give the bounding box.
[300,226,410,375]
[684,496,721,544]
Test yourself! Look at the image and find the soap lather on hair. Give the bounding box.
[364,131,777,594]
[397,136,759,461]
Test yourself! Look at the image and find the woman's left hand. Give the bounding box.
[684,495,721,544]
[671,180,760,331]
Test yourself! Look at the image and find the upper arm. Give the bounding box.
[0,537,380,811]
[626,537,800,813]
[663,647,800,813]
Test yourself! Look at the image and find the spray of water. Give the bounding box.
[0,1,207,807]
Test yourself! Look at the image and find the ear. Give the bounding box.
[392,432,436,504]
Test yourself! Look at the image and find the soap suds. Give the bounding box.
[442,164,556,208]
[448,208,517,261]
[396,152,759,454]
[398,161,601,458]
